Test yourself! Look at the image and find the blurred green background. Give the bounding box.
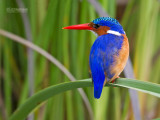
[0,0,160,120]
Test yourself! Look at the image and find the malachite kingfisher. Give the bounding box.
[63,17,129,99]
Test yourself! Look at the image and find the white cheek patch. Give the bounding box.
[90,30,98,37]
[107,30,121,36]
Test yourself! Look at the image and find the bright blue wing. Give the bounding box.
[89,34,124,98]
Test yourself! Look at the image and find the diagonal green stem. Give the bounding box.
[9,78,160,120]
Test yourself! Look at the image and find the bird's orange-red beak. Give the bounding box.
[63,23,93,30]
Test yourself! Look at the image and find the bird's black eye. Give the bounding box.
[93,24,100,29]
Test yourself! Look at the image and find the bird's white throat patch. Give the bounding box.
[90,30,122,37]
[107,30,121,36]
[90,30,98,37]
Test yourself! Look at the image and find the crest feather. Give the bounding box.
[92,17,120,25]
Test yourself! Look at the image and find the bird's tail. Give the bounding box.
[92,69,105,99]
[94,84,103,99]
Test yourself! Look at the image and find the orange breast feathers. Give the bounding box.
[109,34,129,82]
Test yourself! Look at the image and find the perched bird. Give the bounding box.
[63,17,129,99]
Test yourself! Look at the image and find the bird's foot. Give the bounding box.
[111,76,119,88]
[111,76,120,83]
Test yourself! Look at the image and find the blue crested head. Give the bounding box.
[92,17,125,34]
[92,17,120,26]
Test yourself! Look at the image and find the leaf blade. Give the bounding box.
[9,78,160,120]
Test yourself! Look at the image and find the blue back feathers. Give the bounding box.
[92,17,125,34]
[89,34,124,99]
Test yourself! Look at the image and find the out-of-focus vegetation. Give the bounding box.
[0,0,160,120]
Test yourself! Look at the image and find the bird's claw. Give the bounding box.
[111,76,119,83]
